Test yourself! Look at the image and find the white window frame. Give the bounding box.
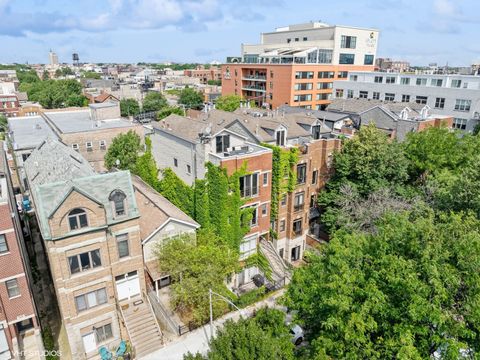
[72,143,79,151]
[99,140,106,150]
[86,141,93,152]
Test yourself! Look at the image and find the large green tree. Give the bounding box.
[155,231,239,324]
[184,308,295,360]
[178,87,204,110]
[142,92,168,112]
[19,79,88,108]
[403,127,476,183]
[215,95,242,112]
[286,211,480,359]
[157,106,184,120]
[104,130,142,171]
[318,124,410,232]
[120,98,140,117]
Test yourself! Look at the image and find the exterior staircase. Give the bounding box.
[120,297,163,359]
[259,239,292,284]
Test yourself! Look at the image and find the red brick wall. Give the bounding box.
[220,151,273,236]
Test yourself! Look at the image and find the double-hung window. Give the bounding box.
[239,173,258,198]
[296,164,306,184]
[216,135,230,153]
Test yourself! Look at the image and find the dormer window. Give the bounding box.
[275,129,286,146]
[68,208,88,230]
[312,125,321,140]
[216,135,230,153]
[109,190,126,216]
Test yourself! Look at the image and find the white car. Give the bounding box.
[290,324,304,346]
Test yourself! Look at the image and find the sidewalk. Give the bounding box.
[140,289,286,360]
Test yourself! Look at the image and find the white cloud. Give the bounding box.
[434,0,455,15]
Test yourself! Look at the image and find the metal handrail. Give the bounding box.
[143,291,164,344]
[115,302,136,356]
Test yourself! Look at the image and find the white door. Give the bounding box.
[0,326,10,360]
[115,271,140,300]
[82,332,96,354]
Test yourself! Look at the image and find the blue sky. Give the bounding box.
[0,0,479,66]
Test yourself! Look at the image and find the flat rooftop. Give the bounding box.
[8,116,58,150]
[44,110,136,134]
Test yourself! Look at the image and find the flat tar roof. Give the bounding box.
[44,110,136,134]
[8,116,57,150]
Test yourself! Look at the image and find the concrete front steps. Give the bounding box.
[122,299,163,358]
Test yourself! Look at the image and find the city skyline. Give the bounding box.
[0,0,479,66]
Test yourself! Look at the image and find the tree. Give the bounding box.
[155,231,239,324]
[178,87,204,110]
[42,70,50,80]
[207,80,221,86]
[157,106,184,120]
[19,79,87,109]
[286,211,480,359]
[215,95,242,112]
[81,71,101,79]
[120,98,140,117]
[104,130,142,171]
[184,308,295,360]
[403,127,473,183]
[318,124,409,232]
[142,91,168,112]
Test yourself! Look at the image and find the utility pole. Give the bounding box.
[208,288,243,340]
[209,289,213,338]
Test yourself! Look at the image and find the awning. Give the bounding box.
[309,207,320,220]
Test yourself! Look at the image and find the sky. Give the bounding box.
[0,0,479,66]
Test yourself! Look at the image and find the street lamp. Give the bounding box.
[208,288,243,339]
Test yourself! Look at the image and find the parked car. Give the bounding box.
[290,324,304,346]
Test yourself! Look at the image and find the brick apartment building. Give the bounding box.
[149,109,343,276]
[221,22,379,110]
[183,66,221,85]
[149,114,274,287]
[0,95,20,118]
[23,139,162,359]
[0,144,43,360]
[8,102,144,187]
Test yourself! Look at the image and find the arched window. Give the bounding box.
[109,190,126,216]
[68,208,88,230]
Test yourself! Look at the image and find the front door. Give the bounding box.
[82,332,96,354]
[115,271,140,301]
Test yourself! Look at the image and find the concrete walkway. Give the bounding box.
[140,289,286,360]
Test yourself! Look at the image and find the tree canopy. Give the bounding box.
[120,98,141,117]
[178,87,204,110]
[215,95,242,112]
[19,79,88,108]
[155,231,239,324]
[142,91,168,112]
[104,130,142,171]
[286,211,480,359]
[157,106,184,120]
[184,308,295,360]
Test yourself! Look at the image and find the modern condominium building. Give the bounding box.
[332,71,480,132]
[221,22,379,110]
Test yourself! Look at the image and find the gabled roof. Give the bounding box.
[24,138,139,240]
[132,175,199,243]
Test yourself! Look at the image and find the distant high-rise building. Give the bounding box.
[49,50,58,65]
[221,21,379,110]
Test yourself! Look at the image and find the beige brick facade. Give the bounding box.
[39,184,145,358]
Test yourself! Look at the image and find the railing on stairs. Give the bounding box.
[115,301,136,357]
[260,239,292,282]
[144,291,164,345]
[147,287,180,336]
